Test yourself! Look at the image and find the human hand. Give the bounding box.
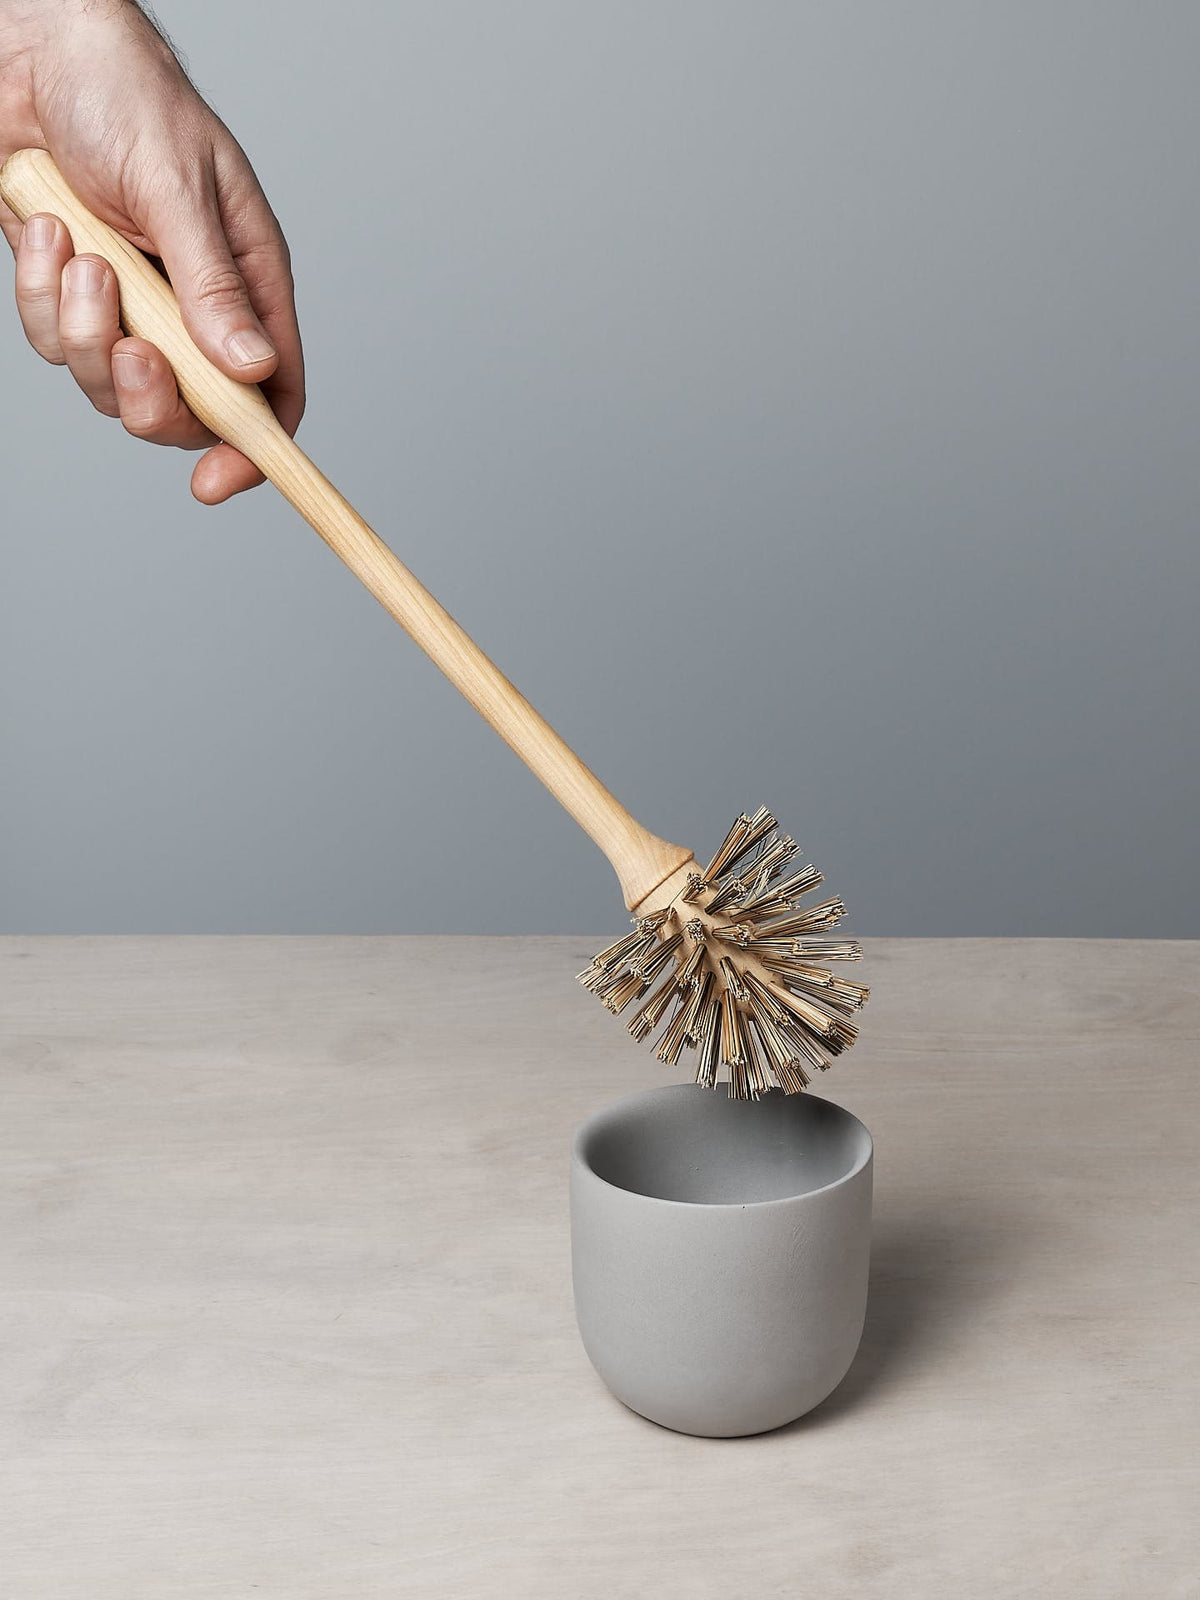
[0,0,303,501]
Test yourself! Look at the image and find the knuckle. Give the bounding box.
[15,281,58,314]
[57,324,96,354]
[191,264,249,314]
[240,238,294,290]
[121,410,160,440]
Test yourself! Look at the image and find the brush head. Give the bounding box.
[578,807,868,1099]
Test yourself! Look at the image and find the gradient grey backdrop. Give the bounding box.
[2,1,1198,935]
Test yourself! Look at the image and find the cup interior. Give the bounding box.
[577,1085,871,1205]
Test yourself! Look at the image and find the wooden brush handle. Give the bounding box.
[1,148,692,911]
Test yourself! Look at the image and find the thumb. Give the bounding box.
[149,185,277,382]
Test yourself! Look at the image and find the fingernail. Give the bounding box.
[113,351,151,390]
[226,328,275,368]
[66,258,104,295]
[25,215,55,250]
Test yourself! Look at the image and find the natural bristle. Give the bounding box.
[578,805,868,1099]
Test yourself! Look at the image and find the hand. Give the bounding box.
[0,0,303,501]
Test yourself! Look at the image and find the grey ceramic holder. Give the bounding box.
[571,1084,873,1437]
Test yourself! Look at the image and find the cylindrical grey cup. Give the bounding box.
[570,1084,873,1438]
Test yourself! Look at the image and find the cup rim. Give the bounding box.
[572,1082,873,1212]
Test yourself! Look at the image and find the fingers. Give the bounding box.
[189,443,266,504]
[11,157,304,504]
[0,203,22,256]
[59,275,217,449]
[14,213,74,364]
[12,214,217,451]
[111,337,216,451]
[14,213,218,449]
[57,253,123,416]
[12,210,274,496]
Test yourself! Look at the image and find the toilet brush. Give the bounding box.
[1,148,867,1098]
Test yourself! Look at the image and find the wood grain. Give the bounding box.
[0,149,693,911]
[1,935,1196,1598]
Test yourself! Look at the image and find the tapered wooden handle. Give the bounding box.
[1,148,692,910]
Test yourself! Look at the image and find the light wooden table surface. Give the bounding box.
[1,936,1196,1599]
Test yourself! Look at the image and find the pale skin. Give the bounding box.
[0,0,303,501]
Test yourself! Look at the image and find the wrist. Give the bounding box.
[2,1,177,120]
[0,1,71,85]
[2,1,145,68]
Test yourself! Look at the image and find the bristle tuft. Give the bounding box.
[717,954,749,1004]
[701,815,752,884]
[654,999,693,1066]
[631,929,683,982]
[627,977,678,1042]
[578,803,867,1095]
[705,876,752,916]
[695,986,721,1089]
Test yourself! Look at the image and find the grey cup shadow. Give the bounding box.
[781,1202,1030,1433]
[598,1200,1028,1441]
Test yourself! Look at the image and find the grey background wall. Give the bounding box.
[2,1,1198,936]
